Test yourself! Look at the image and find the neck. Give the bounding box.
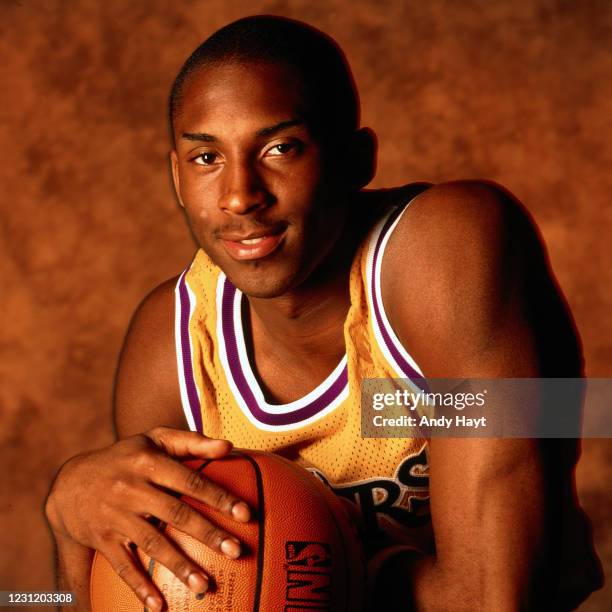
[248,270,350,358]
[244,190,385,359]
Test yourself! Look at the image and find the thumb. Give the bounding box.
[145,426,233,459]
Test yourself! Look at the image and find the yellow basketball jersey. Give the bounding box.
[175,195,433,553]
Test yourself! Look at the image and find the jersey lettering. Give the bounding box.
[308,445,430,536]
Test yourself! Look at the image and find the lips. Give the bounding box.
[220,226,286,261]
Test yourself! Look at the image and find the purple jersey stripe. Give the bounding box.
[371,207,426,384]
[221,278,348,426]
[179,274,203,433]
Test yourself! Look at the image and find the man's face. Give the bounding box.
[171,60,349,298]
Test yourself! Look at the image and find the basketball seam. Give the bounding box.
[232,451,265,612]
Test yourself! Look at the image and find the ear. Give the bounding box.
[170,150,185,208]
[347,127,377,190]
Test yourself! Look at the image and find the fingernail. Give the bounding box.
[145,595,162,612]
[221,537,241,559]
[231,501,250,522]
[187,571,209,596]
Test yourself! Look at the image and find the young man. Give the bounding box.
[45,16,601,611]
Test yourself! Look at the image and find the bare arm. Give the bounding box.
[45,278,248,611]
[113,278,187,438]
[378,181,572,610]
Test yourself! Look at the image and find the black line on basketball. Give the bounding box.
[196,459,213,475]
[233,452,265,612]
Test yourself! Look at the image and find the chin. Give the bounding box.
[205,243,310,298]
[240,286,287,299]
[229,273,297,299]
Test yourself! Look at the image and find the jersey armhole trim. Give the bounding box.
[175,270,203,433]
[365,198,426,386]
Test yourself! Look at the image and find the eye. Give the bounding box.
[265,142,301,157]
[193,152,219,166]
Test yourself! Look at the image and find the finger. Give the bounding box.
[143,487,243,559]
[146,427,233,459]
[103,542,164,612]
[138,451,251,523]
[130,517,210,596]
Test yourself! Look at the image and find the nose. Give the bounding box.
[219,158,269,215]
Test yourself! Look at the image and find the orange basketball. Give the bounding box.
[90,450,366,611]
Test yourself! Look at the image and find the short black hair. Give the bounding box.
[169,15,359,141]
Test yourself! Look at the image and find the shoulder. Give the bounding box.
[359,179,519,265]
[127,276,178,341]
[119,277,179,369]
[382,179,529,307]
[392,179,524,248]
[394,180,529,297]
[113,276,186,438]
[381,180,562,377]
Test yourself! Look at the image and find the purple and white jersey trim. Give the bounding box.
[175,270,203,433]
[365,200,426,385]
[216,275,349,431]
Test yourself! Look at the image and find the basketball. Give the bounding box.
[90,450,366,611]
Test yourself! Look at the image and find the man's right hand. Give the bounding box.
[45,427,250,611]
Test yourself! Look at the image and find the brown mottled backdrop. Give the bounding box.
[1,0,610,609]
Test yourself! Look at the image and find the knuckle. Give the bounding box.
[109,478,129,497]
[212,488,231,512]
[96,528,115,546]
[140,530,162,556]
[131,449,156,472]
[184,470,204,494]
[169,500,191,527]
[201,524,224,549]
[115,561,133,582]
[172,559,193,582]
[97,500,118,522]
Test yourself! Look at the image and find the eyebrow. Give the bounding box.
[181,118,305,142]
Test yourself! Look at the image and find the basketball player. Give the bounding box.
[45,16,602,611]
